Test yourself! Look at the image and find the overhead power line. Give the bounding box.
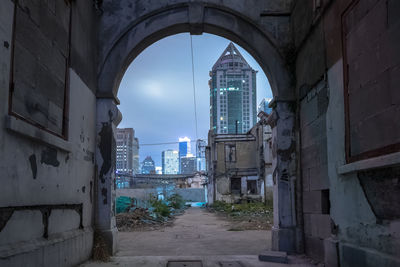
[140,140,198,146]
[190,35,199,141]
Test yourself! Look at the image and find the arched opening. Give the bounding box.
[114,33,274,256]
[96,2,299,256]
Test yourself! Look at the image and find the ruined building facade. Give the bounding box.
[0,0,399,267]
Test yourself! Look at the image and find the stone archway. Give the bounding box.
[95,0,299,254]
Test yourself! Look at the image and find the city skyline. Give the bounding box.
[118,33,272,166]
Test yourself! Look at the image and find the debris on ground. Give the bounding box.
[92,231,110,262]
[116,193,187,231]
[207,200,273,230]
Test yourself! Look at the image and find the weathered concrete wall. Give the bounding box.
[0,0,97,266]
[293,0,400,266]
[117,188,206,203]
[98,0,294,101]
[0,0,397,265]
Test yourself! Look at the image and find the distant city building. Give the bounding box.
[258,98,273,115]
[162,149,179,174]
[196,139,207,171]
[141,156,155,174]
[209,42,257,134]
[116,128,139,175]
[179,137,191,173]
[180,153,197,174]
[155,166,162,174]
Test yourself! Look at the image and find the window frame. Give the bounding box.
[8,0,72,140]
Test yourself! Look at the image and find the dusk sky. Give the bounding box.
[118,33,273,167]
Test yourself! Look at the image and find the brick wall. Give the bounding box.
[343,0,400,161]
[300,81,331,263]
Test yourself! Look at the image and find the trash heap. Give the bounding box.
[116,193,187,231]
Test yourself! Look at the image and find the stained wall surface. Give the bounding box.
[0,0,399,266]
[293,0,400,266]
[0,0,97,266]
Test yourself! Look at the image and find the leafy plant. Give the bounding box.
[167,193,185,209]
[150,198,171,217]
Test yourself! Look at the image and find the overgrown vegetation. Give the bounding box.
[208,200,273,230]
[210,200,272,215]
[166,193,186,209]
[149,198,171,217]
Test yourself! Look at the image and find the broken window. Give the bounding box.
[231,177,241,194]
[247,180,257,194]
[225,144,236,162]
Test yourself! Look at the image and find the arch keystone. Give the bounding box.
[189,2,204,35]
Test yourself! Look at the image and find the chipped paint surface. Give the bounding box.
[40,147,60,167]
[29,154,37,179]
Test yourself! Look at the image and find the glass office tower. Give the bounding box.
[209,42,257,134]
[162,149,179,174]
[178,137,191,173]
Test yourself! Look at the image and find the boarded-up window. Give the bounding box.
[9,0,71,137]
[342,0,400,162]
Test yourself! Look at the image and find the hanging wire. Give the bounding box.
[140,140,197,146]
[190,34,199,141]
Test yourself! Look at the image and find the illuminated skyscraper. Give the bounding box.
[141,156,155,174]
[209,42,257,134]
[162,149,179,174]
[116,128,139,175]
[258,97,273,115]
[180,153,197,174]
[178,137,191,173]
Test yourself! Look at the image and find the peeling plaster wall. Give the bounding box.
[0,0,97,266]
[293,0,400,266]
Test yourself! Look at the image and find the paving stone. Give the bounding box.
[167,261,203,267]
[219,261,244,267]
[258,250,288,264]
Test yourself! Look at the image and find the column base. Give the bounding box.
[97,227,118,255]
[272,226,296,253]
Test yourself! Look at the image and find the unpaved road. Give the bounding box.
[117,207,271,256]
[81,208,315,266]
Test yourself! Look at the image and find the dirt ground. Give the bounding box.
[82,207,315,267]
[116,207,272,256]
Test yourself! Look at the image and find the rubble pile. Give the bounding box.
[116,207,172,231]
[116,193,187,231]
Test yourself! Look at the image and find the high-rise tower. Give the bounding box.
[178,137,191,173]
[162,149,179,174]
[116,128,139,175]
[209,42,257,134]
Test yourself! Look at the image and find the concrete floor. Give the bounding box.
[82,208,315,266]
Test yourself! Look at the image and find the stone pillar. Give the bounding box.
[95,97,122,255]
[267,100,297,253]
